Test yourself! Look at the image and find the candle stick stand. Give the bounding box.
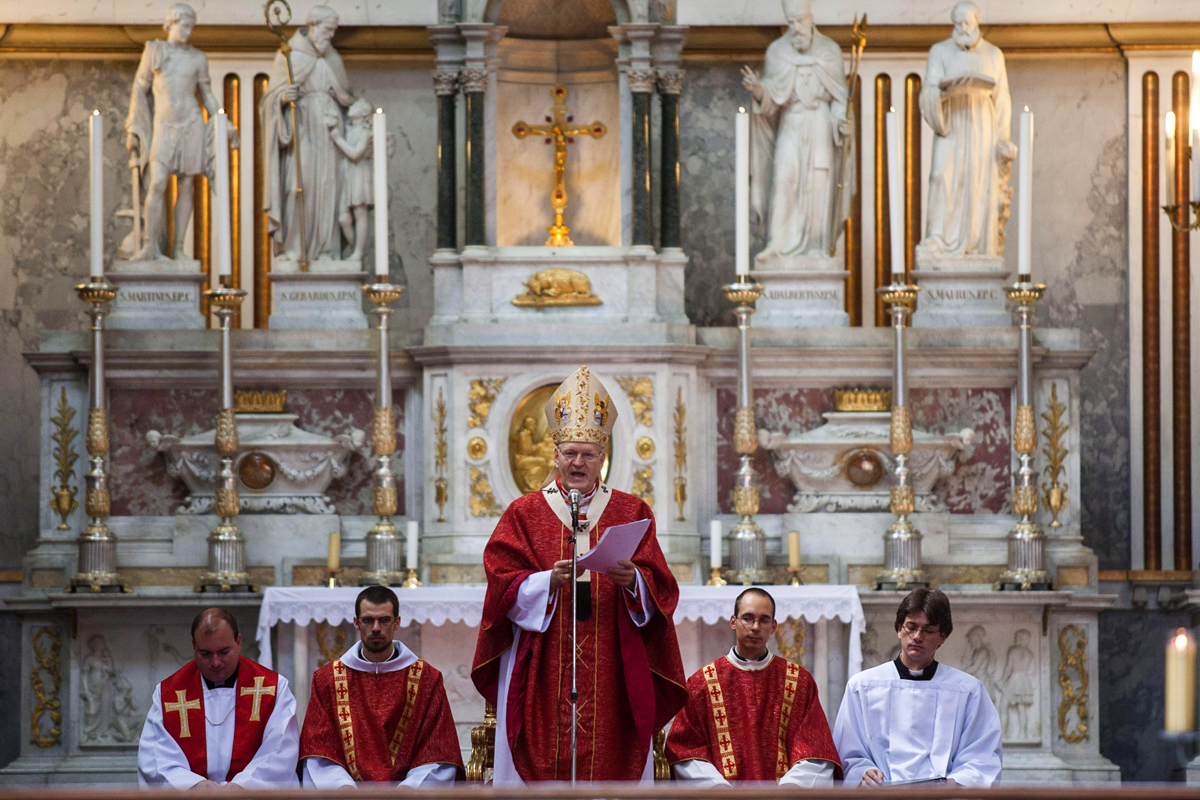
[723,276,769,586]
[402,567,422,589]
[361,282,407,586]
[785,566,805,586]
[999,281,1053,591]
[69,279,130,593]
[706,566,728,587]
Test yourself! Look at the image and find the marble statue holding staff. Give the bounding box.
[918,1,1014,258]
[260,5,354,264]
[742,0,851,265]
[125,3,239,261]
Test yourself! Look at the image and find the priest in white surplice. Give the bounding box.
[138,608,299,788]
[833,589,1002,786]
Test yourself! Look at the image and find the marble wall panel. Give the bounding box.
[717,387,1011,515]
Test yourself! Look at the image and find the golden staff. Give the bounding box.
[829,13,867,255]
[265,0,309,272]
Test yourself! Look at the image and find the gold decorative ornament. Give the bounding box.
[363,284,403,306]
[237,452,276,490]
[773,618,806,662]
[86,407,109,458]
[214,408,239,459]
[508,382,612,495]
[1041,383,1069,528]
[544,366,617,446]
[30,627,62,748]
[733,485,760,517]
[1013,484,1039,517]
[632,466,654,507]
[468,378,507,429]
[85,487,111,520]
[467,437,487,460]
[833,388,892,412]
[889,405,913,455]
[635,436,655,460]
[615,376,654,427]
[723,280,763,306]
[511,268,602,307]
[673,387,687,522]
[49,387,79,530]
[372,406,397,456]
[214,486,240,519]
[469,468,504,517]
[233,389,286,414]
[653,728,670,781]
[1057,623,1089,743]
[433,388,448,523]
[466,702,497,782]
[877,283,918,309]
[511,83,607,247]
[733,406,757,456]
[889,484,915,517]
[1014,404,1037,454]
[315,621,347,668]
[372,486,398,518]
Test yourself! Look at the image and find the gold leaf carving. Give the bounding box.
[889,484,914,516]
[673,387,687,522]
[86,407,109,457]
[773,618,806,662]
[434,388,448,522]
[466,703,496,782]
[615,376,654,427]
[1041,384,1069,528]
[1013,484,1039,517]
[373,406,397,456]
[1014,404,1037,455]
[733,406,756,456]
[30,627,62,748]
[372,486,398,518]
[468,437,488,460]
[214,486,240,519]
[49,387,79,530]
[1057,624,1089,743]
[234,389,286,414]
[889,406,912,455]
[214,408,238,458]
[468,378,508,429]
[635,436,655,460]
[511,268,602,307]
[315,622,347,668]
[469,468,504,517]
[85,487,110,519]
[833,388,892,412]
[632,466,654,507]
[732,485,759,517]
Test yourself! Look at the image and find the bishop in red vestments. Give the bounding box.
[472,366,687,784]
[666,589,842,786]
[300,586,465,787]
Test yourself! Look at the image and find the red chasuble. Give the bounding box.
[300,657,465,782]
[159,656,280,782]
[471,483,687,782]
[665,654,843,781]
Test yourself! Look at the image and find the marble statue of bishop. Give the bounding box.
[744,0,851,263]
[918,1,1014,257]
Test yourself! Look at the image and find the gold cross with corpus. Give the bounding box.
[164,690,201,738]
[512,84,606,247]
[239,676,277,722]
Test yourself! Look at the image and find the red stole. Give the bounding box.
[471,485,687,782]
[159,656,280,782]
[664,654,844,781]
[299,656,465,782]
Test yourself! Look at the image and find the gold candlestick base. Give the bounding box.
[327,569,342,588]
[401,567,422,588]
[706,566,727,586]
[786,566,805,586]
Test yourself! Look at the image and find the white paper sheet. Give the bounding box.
[576,518,651,574]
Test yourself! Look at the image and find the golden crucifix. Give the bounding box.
[512,84,606,247]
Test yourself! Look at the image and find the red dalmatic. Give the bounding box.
[159,656,280,782]
[471,483,687,782]
[300,658,465,782]
[665,654,843,781]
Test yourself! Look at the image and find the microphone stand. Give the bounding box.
[568,487,580,786]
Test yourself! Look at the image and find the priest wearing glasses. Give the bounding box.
[471,365,686,783]
[833,588,1003,786]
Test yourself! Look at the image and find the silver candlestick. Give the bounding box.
[723,276,769,585]
[876,281,927,590]
[69,279,129,593]
[999,281,1052,590]
[361,282,406,586]
[197,284,253,592]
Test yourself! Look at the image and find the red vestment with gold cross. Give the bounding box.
[299,657,465,782]
[664,654,843,781]
[158,656,281,782]
[471,483,687,782]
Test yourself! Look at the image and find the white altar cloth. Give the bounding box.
[256,584,865,676]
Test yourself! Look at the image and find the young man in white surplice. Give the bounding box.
[833,588,1003,787]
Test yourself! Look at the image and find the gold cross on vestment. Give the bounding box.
[164,690,202,738]
[512,84,606,247]
[239,676,277,722]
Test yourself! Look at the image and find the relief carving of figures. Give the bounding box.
[510,417,557,495]
[962,625,1001,706]
[917,1,1014,257]
[1000,629,1039,741]
[81,634,138,744]
[743,0,852,264]
[124,3,239,261]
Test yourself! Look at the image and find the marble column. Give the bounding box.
[630,73,654,246]
[458,23,504,248]
[612,24,658,248]
[657,70,683,250]
[462,67,487,247]
[429,25,463,252]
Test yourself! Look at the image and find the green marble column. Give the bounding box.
[463,67,487,247]
[631,81,653,246]
[658,70,683,249]
[434,70,458,250]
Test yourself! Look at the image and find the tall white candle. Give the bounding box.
[1193,128,1200,204]
[1167,111,1177,205]
[709,519,722,569]
[89,110,104,278]
[406,519,419,570]
[1018,108,1033,278]
[214,110,233,277]
[886,110,905,278]
[373,109,388,277]
[735,108,750,276]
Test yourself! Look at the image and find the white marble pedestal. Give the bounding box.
[107,259,206,330]
[912,252,1011,327]
[268,270,369,329]
[751,254,848,327]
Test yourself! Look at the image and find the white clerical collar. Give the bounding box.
[555,480,598,513]
[726,646,773,672]
[339,640,417,674]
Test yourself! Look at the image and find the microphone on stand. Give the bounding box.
[569,489,581,523]
[567,489,591,621]
[567,486,582,785]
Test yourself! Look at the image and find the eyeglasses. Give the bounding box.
[901,623,942,637]
[736,615,775,629]
[358,616,395,627]
[558,449,601,463]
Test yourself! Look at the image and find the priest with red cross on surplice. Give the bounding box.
[299,585,465,787]
[138,608,299,788]
[471,365,687,784]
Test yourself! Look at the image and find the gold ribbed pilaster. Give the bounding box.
[253,73,271,328]
[874,73,891,327]
[1142,70,1162,570]
[1171,71,1192,571]
[225,74,242,328]
[846,74,863,326]
[904,73,921,288]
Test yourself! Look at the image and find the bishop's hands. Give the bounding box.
[860,769,885,787]
[550,560,572,592]
[549,559,637,590]
[741,66,764,103]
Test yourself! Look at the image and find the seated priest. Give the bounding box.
[665,588,842,786]
[834,588,1003,786]
[138,608,299,788]
[300,585,465,787]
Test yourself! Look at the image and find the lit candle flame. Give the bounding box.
[738,107,746,114]
[92,109,100,116]
[1168,111,1177,131]
[1175,628,1190,651]
[1024,105,1030,112]
[1192,50,1200,75]
[218,108,225,115]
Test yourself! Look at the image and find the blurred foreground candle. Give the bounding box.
[214,110,232,277]
[1017,108,1033,279]
[710,519,722,569]
[374,108,388,277]
[406,520,419,570]
[735,108,750,276]
[885,110,905,278]
[90,110,104,278]
[327,532,340,573]
[788,530,801,569]
[1165,626,1197,733]
[1167,111,1177,205]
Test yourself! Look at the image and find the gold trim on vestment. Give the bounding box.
[776,660,800,779]
[332,660,361,781]
[702,662,737,779]
[388,659,425,766]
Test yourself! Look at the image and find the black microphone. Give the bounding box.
[568,489,581,523]
[567,489,590,621]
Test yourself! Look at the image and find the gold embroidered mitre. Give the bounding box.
[544,365,617,446]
